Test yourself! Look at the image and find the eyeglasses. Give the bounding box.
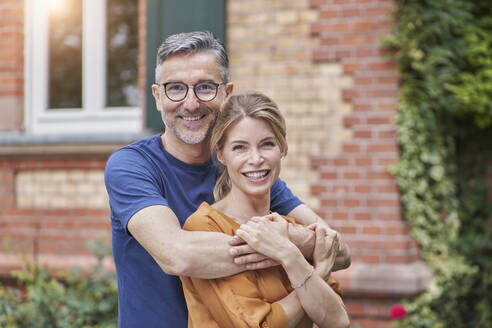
[158,81,224,102]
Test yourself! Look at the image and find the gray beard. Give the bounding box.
[164,109,218,145]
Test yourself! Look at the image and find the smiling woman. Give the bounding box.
[179,92,350,328]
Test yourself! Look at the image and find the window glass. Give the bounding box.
[48,0,83,109]
[106,0,138,107]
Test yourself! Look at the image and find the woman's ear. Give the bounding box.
[216,147,225,165]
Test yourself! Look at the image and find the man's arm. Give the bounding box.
[287,204,351,271]
[230,204,351,272]
[127,204,274,278]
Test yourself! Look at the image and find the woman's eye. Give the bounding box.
[263,141,275,147]
[232,145,244,151]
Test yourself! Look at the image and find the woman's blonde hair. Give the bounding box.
[210,92,288,201]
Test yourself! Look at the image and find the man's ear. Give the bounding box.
[151,84,161,112]
[225,82,234,97]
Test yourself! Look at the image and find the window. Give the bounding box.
[25,0,141,134]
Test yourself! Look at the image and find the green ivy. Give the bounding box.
[383,0,492,327]
[0,241,118,328]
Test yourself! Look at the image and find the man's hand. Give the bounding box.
[288,204,351,271]
[287,223,316,260]
[229,236,278,270]
[310,224,339,280]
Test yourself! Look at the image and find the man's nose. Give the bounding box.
[182,87,200,111]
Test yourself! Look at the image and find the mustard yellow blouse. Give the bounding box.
[180,202,343,328]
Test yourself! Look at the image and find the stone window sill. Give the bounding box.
[0,131,155,157]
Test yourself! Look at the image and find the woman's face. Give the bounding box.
[217,117,283,199]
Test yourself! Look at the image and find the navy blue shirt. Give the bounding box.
[104,134,302,328]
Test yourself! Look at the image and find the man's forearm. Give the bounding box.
[128,205,248,279]
[161,229,247,278]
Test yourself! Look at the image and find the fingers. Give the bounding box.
[307,223,317,231]
[229,235,245,246]
[233,252,271,265]
[264,212,283,222]
[315,225,339,253]
[235,227,253,246]
[245,259,279,270]
[229,243,254,257]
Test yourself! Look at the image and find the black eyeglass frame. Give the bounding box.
[157,81,224,102]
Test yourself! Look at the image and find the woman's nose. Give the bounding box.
[249,148,264,164]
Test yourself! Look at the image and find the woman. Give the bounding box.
[180,92,349,328]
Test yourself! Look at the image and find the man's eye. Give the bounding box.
[167,84,186,92]
[196,83,215,92]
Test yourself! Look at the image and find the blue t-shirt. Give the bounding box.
[104,134,302,328]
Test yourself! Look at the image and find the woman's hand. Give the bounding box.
[311,224,339,280]
[235,213,297,263]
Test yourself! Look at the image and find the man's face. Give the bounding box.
[152,52,232,145]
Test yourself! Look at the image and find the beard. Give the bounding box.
[162,107,219,145]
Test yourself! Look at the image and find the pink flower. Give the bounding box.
[389,304,407,319]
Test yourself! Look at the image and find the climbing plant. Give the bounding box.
[383,0,492,327]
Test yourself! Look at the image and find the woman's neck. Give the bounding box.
[214,189,270,225]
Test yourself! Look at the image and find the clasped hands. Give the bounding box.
[229,213,340,279]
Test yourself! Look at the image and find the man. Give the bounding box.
[105,31,350,328]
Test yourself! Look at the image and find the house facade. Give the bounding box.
[0,0,437,327]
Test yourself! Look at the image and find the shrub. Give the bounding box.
[383,0,492,327]
[0,241,118,328]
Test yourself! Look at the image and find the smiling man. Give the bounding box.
[104,31,350,328]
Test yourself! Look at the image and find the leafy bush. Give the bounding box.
[0,241,118,328]
[383,0,492,327]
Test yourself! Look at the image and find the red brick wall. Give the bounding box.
[310,0,418,266]
[0,0,24,131]
[309,1,419,327]
[0,158,111,275]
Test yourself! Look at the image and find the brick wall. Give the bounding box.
[310,0,418,265]
[0,0,467,327]
[0,0,24,131]
[228,0,353,209]
[0,0,147,273]
[0,158,110,276]
[308,1,429,327]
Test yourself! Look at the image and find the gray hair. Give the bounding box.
[155,31,229,83]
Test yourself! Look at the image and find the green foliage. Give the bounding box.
[0,241,118,328]
[383,0,492,327]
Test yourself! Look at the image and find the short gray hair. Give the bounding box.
[155,31,229,83]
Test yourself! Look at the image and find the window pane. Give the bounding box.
[48,0,83,109]
[106,0,138,107]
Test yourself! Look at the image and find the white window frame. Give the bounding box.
[25,0,142,135]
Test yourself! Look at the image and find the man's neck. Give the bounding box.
[214,189,270,225]
[161,132,211,165]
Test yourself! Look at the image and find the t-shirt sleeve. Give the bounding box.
[181,212,289,328]
[104,148,169,233]
[269,178,302,216]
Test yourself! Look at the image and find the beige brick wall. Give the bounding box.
[16,169,108,209]
[227,0,353,208]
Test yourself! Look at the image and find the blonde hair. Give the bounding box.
[210,92,288,201]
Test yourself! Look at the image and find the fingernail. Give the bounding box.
[230,248,237,256]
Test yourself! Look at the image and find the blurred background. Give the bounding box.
[0,0,491,327]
